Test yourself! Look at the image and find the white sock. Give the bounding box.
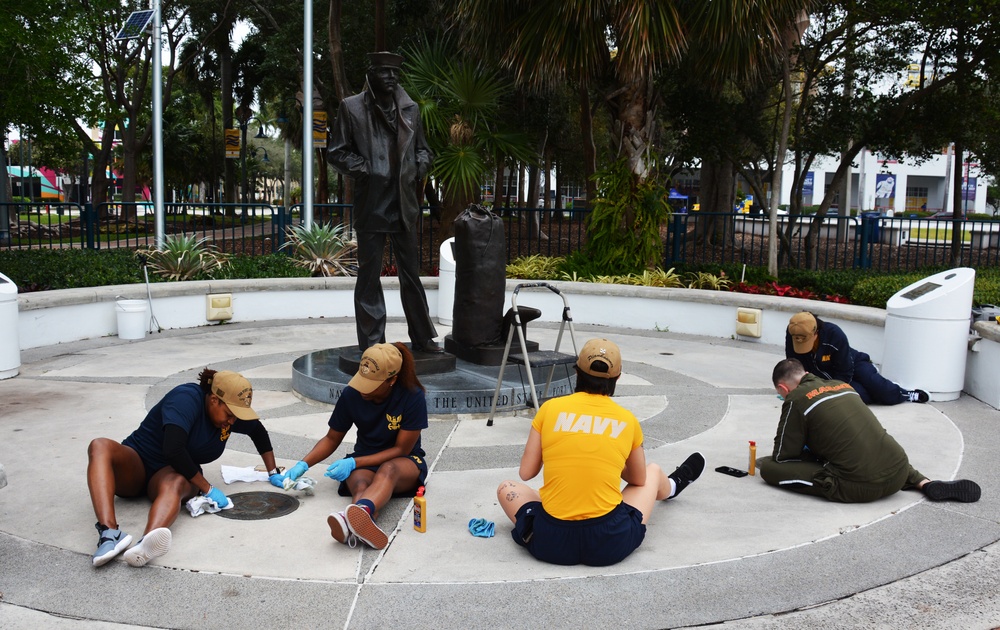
[668,478,677,499]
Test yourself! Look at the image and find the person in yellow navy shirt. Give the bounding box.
[282,343,429,550]
[497,339,706,566]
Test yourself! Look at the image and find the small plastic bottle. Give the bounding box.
[748,441,757,476]
[413,486,427,532]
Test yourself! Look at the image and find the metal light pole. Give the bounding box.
[302,0,314,228]
[152,0,165,247]
[235,105,266,206]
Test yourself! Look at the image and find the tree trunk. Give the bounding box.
[374,0,385,50]
[768,49,794,277]
[950,141,965,266]
[328,0,352,102]
[578,83,596,206]
[493,153,505,211]
[609,78,653,182]
[698,158,735,246]
[221,23,236,205]
[120,122,138,220]
[434,187,472,245]
[316,148,329,204]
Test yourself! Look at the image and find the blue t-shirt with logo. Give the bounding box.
[122,382,249,474]
[329,385,427,458]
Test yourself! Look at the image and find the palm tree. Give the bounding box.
[401,38,535,245]
[452,0,814,190]
[453,1,814,274]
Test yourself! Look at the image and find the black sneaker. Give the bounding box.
[907,389,930,403]
[667,452,706,499]
[922,480,981,503]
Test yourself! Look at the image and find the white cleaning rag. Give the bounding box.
[185,495,235,517]
[221,465,269,484]
[283,476,317,496]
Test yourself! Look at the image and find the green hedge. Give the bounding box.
[5,249,999,309]
[0,249,308,292]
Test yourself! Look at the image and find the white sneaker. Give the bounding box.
[123,527,172,567]
[327,511,358,548]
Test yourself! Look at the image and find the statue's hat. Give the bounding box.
[368,52,404,69]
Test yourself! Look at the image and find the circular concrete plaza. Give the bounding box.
[0,318,997,629]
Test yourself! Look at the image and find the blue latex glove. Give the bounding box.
[268,473,285,488]
[205,486,230,508]
[285,460,309,482]
[325,457,356,481]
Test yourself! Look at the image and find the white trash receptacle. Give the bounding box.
[881,267,975,401]
[0,271,20,379]
[437,237,456,325]
[116,299,149,340]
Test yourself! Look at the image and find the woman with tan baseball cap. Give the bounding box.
[86,368,280,568]
[281,342,429,550]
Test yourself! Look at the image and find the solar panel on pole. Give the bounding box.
[115,10,154,40]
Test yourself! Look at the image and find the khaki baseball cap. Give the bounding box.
[211,371,259,420]
[348,343,402,394]
[787,312,818,354]
[576,338,622,378]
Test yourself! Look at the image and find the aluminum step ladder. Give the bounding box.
[487,282,578,426]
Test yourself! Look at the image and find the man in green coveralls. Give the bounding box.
[758,359,981,503]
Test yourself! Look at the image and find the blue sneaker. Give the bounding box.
[92,522,132,567]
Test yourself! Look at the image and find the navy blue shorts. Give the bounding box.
[512,501,646,566]
[337,453,429,498]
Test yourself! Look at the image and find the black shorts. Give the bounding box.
[512,501,646,566]
[337,453,429,498]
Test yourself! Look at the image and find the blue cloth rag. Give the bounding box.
[468,518,495,538]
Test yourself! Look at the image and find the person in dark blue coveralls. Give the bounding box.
[87,370,279,568]
[282,342,429,551]
[785,311,928,406]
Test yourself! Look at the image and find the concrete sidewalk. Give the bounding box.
[0,318,997,629]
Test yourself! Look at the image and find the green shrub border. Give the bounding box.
[0,249,309,293]
[4,249,999,309]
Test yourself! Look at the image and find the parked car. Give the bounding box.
[929,211,966,220]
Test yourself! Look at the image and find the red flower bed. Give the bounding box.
[731,281,850,304]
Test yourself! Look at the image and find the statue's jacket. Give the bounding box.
[328,84,433,233]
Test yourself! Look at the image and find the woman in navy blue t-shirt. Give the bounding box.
[87,369,279,568]
[283,342,429,550]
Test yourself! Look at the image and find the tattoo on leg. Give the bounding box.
[505,490,518,502]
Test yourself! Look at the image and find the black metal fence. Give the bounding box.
[4,202,995,274]
[663,212,1000,272]
[0,202,590,273]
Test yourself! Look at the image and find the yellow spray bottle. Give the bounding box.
[413,485,427,532]
[748,441,757,476]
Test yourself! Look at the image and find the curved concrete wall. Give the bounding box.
[15,277,885,351]
[13,276,996,408]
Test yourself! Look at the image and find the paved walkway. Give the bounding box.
[1,318,998,629]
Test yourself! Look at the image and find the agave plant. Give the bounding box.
[282,222,358,277]
[137,234,228,281]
